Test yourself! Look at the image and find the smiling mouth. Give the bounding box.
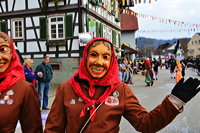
[0,62,6,67]
[92,68,104,73]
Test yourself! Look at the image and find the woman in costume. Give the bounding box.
[45,37,200,133]
[0,32,42,133]
[144,59,154,86]
[174,60,182,83]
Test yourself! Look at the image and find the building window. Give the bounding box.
[48,16,65,40]
[11,19,24,39]
[103,25,107,38]
[116,32,119,47]
[49,62,62,72]
[107,28,112,42]
[191,50,194,55]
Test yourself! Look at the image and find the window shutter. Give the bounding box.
[87,17,91,32]
[100,23,103,37]
[118,33,121,47]
[0,21,8,33]
[112,30,116,46]
[65,14,73,38]
[0,21,1,31]
[111,0,115,15]
[39,17,47,40]
[89,0,97,5]
[96,21,100,37]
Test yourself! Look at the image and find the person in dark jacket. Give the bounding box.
[168,55,177,79]
[152,58,159,80]
[23,58,43,86]
[35,56,53,110]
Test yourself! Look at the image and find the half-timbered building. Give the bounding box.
[0,0,122,84]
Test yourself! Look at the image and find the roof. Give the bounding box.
[179,38,190,51]
[121,44,138,54]
[120,9,139,31]
[157,43,171,49]
[197,33,200,36]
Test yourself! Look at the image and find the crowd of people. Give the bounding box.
[117,57,161,87]
[1,32,200,133]
[117,54,200,88]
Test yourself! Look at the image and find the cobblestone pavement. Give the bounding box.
[16,68,200,133]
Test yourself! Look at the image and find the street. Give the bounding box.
[119,68,200,133]
[16,68,200,133]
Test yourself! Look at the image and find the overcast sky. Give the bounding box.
[130,0,200,40]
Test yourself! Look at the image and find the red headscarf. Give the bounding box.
[0,32,25,92]
[69,37,122,121]
[145,59,150,64]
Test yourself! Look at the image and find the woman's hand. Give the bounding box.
[37,72,43,77]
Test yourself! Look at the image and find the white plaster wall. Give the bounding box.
[28,0,40,9]
[26,29,36,40]
[25,17,39,27]
[58,46,66,51]
[13,0,25,11]
[27,42,40,52]
[121,31,136,49]
[71,39,79,50]
[39,42,47,52]
[49,46,57,51]
[15,42,24,52]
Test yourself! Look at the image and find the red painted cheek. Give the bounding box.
[89,61,94,65]
[102,63,108,67]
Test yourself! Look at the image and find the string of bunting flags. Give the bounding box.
[121,9,200,33]
[137,28,200,34]
[122,9,200,29]
[118,0,157,8]
[118,0,157,13]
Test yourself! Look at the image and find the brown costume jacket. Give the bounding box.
[0,79,43,133]
[45,81,180,133]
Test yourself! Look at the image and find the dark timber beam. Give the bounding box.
[0,4,79,19]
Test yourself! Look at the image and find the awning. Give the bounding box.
[121,44,138,54]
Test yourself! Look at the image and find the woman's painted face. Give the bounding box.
[86,41,112,79]
[0,37,12,73]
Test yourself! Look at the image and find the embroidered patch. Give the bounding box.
[7,99,14,105]
[113,91,119,98]
[78,97,83,102]
[7,90,14,96]
[105,96,119,106]
[70,99,76,104]
[0,99,5,104]
[4,95,10,101]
